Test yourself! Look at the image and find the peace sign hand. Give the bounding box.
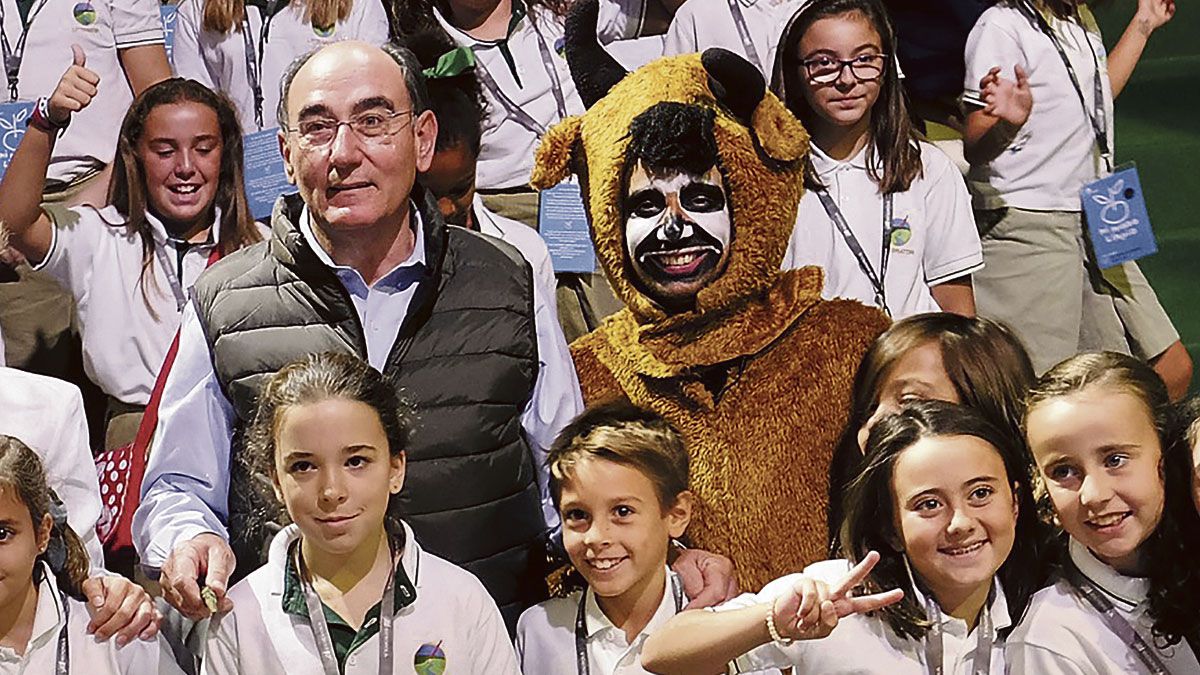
[769,551,905,642]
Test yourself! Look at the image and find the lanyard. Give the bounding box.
[922,594,993,675]
[1064,561,1173,675]
[472,15,568,137]
[294,542,397,675]
[54,590,69,675]
[240,0,279,131]
[0,0,51,101]
[725,0,763,74]
[815,188,894,315]
[1017,1,1112,172]
[574,573,684,675]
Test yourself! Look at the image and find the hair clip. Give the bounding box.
[422,47,476,79]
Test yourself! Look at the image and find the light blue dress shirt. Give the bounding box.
[133,207,583,570]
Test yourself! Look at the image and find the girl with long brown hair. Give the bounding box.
[0,66,262,443]
[172,0,388,133]
[772,0,983,319]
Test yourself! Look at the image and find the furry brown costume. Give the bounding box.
[533,1,889,592]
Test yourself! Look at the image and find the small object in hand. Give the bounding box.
[201,586,219,613]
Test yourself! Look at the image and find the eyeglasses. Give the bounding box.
[802,53,888,84]
[287,109,414,148]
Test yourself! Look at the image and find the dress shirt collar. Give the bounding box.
[299,205,426,292]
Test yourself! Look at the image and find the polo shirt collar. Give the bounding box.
[299,204,427,291]
[582,567,679,641]
[909,576,1012,636]
[810,141,872,175]
[98,205,221,250]
[1069,537,1149,608]
[279,523,419,618]
[0,564,66,663]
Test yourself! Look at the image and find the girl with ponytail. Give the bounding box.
[0,435,184,673]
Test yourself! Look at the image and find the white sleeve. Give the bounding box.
[110,0,167,47]
[40,382,106,572]
[662,1,699,57]
[199,610,242,675]
[115,632,189,675]
[170,0,216,87]
[964,9,1027,94]
[519,275,583,530]
[353,0,390,45]
[919,146,983,285]
[133,303,235,571]
[31,205,99,301]
[467,576,523,674]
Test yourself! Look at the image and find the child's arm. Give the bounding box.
[963,65,1032,166]
[1108,0,1175,99]
[641,552,903,674]
[930,278,976,316]
[0,46,99,264]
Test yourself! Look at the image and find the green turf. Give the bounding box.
[1093,6,1200,380]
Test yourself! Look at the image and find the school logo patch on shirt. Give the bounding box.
[554,36,566,58]
[889,215,912,249]
[312,23,335,37]
[72,2,97,25]
[414,642,446,675]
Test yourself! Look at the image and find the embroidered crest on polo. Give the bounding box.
[413,642,447,675]
[72,2,97,25]
[312,23,335,37]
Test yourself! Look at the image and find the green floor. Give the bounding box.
[1095,6,1199,386]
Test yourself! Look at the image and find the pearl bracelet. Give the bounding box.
[765,608,794,646]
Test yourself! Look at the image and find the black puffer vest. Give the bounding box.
[191,192,546,623]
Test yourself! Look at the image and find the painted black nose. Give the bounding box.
[663,217,685,241]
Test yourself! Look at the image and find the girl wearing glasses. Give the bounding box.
[962,0,1189,398]
[0,62,263,446]
[772,0,983,320]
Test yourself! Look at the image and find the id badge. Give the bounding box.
[1081,164,1157,269]
[242,127,295,221]
[0,100,34,181]
[537,180,595,274]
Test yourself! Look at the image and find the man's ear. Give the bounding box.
[666,491,694,539]
[413,110,438,174]
[278,131,297,186]
[531,116,583,190]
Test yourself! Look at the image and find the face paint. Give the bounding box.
[623,162,732,310]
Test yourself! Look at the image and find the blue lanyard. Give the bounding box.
[0,0,51,100]
[815,188,895,315]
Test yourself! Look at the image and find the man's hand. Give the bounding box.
[980,65,1032,127]
[47,45,100,126]
[80,575,161,646]
[159,532,235,620]
[770,551,904,641]
[672,547,739,609]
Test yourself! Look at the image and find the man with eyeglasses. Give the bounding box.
[132,41,584,631]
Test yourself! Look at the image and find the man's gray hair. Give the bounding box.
[276,41,431,129]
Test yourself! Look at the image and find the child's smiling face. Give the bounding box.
[272,397,405,560]
[559,458,691,609]
[0,485,49,621]
[1026,386,1166,574]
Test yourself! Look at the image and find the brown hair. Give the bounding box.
[1025,351,1200,646]
[202,0,352,35]
[828,314,1036,547]
[547,401,689,510]
[242,352,416,549]
[0,436,90,600]
[109,78,261,317]
[771,0,922,194]
[840,401,1048,640]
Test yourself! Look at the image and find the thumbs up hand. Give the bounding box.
[47,44,101,127]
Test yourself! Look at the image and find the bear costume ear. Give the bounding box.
[531,116,583,189]
[701,48,807,164]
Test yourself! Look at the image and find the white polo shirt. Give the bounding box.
[663,0,804,77]
[964,4,1114,211]
[171,0,388,133]
[783,141,983,319]
[0,562,185,675]
[474,193,556,300]
[0,367,104,571]
[595,0,664,70]
[32,205,259,406]
[722,559,1012,674]
[203,523,520,675]
[0,0,164,184]
[435,3,585,190]
[1007,538,1200,674]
